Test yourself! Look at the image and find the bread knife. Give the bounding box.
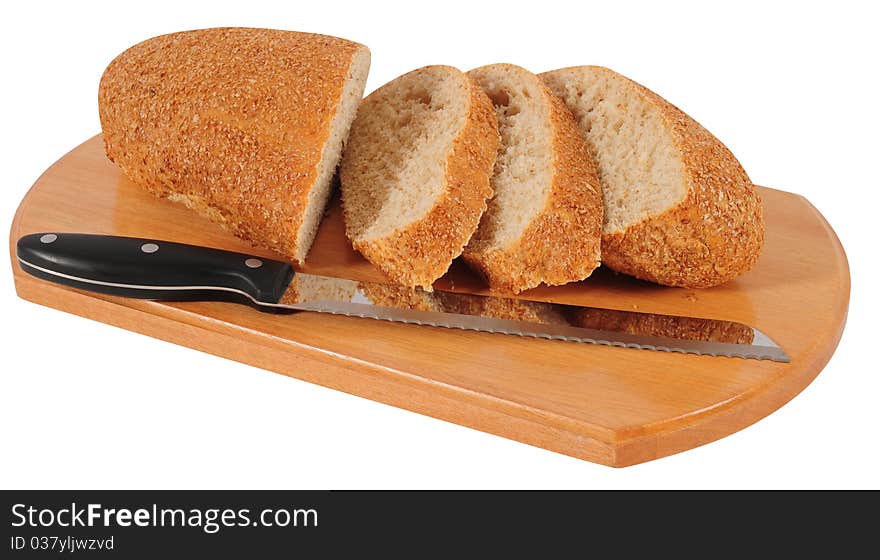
[16,233,789,362]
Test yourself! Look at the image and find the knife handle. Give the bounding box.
[16,233,294,306]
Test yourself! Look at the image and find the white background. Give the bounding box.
[1,1,877,489]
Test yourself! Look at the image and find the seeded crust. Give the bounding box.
[541,66,764,288]
[342,70,499,290]
[98,28,370,263]
[464,64,603,294]
[569,308,754,344]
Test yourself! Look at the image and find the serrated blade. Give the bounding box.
[270,274,790,362]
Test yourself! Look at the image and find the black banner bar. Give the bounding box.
[0,490,873,556]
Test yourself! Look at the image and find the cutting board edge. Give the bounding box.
[614,321,846,466]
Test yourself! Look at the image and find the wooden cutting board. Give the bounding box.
[10,135,850,466]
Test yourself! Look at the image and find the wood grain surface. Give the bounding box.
[9,135,850,466]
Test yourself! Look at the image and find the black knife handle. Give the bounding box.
[16,233,294,306]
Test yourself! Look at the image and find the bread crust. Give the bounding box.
[464,65,603,293]
[541,66,764,288]
[98,28,369,263]
[343,69,499,290]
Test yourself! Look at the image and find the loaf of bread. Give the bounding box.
[541,66,764,288]
[340,65,499,291]
[463,64,603,294]
[99,28,370,263]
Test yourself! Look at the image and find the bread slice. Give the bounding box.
[463,64,603,293]
[99,28,370,263]
[340,65,499,291]
[541,66,764,288]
